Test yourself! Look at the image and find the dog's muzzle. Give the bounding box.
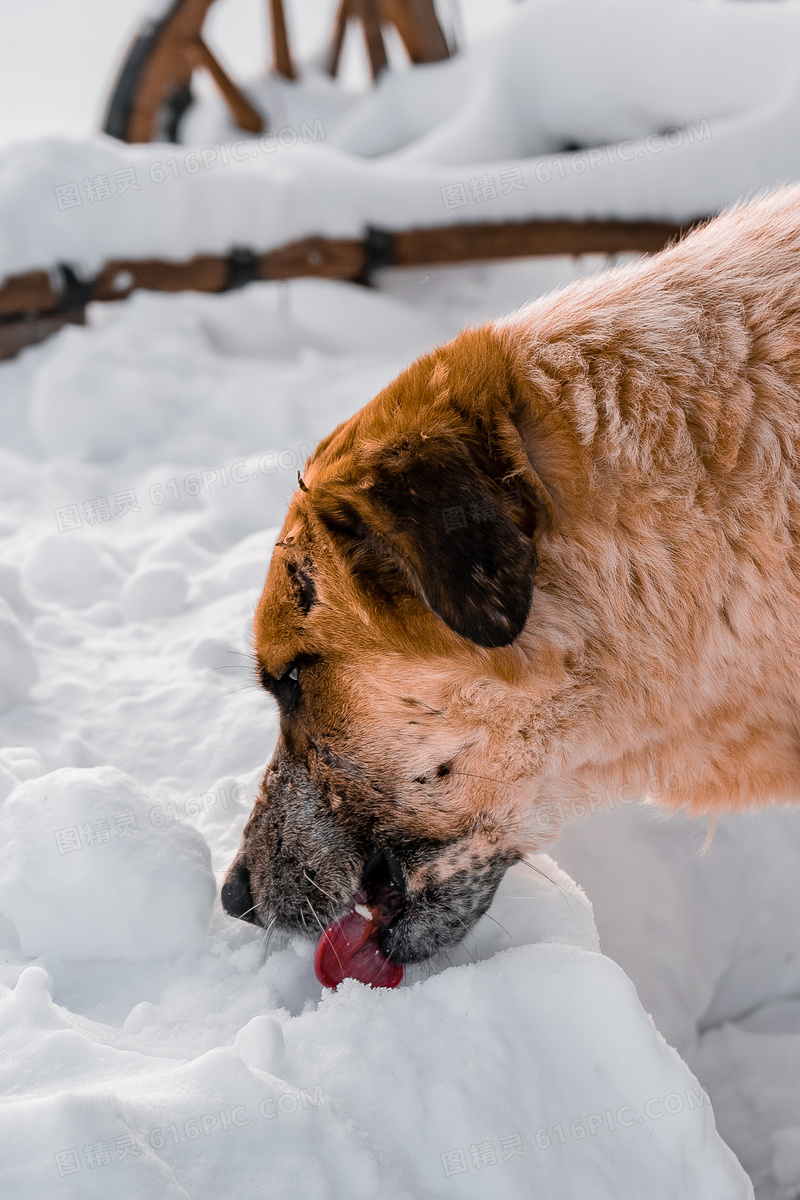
[220,751,518,964]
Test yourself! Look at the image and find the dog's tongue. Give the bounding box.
[314,891,403,990]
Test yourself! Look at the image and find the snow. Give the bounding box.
[0,0,523,153]
[0,766,215,960]
[555,802,800,1197]
[120,563,190,620]
[8,1,800,281]
[0,844,750,1199]
[0,598,39,712]
[24,534,126,609]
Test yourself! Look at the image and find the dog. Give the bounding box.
[222,186,800,966]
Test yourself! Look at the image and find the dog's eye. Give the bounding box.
[256,654,320,712]
[257,663,300,696]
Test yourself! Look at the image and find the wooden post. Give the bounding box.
[380,0,449,63]
[269,0,296,79]
[327,0,350,77]
[358,0,388,80]
[328,0,449,80]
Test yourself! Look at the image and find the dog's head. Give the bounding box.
[222,328,559,963]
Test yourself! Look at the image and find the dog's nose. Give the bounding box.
[221,862,258,923]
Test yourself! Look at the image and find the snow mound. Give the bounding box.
[555,801,800,1193]
[555,803,800,1051]
[0,746,42,803]
[23,533,126,609]
[0,597,38,711]
[0,858,752,1199]
[121,563,189,621]
[0,766,215,961]
[26,285,448,468]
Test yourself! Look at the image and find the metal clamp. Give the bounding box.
[363,226,395,273]
[226,247,261,291]
[57,264,95,312]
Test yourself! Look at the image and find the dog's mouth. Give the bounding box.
[223,812,519,982]
[314,849,407,990]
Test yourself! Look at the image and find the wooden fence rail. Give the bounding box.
[0,216,699,361]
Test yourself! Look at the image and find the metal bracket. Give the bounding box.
[226,247,261,291]
[363,226,395,273]
[57,264,95,312]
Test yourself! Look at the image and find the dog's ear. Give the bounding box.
[311,433,546,648]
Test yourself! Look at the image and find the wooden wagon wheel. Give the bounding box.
[103,0,288,143]
[104,0,450,144]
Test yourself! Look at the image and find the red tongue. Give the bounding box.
[314,891,404,990]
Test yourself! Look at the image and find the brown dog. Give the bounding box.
[222,186,800,964]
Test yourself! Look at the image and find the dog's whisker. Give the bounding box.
[303,869,339,910]
[261,915,277,960]
[518,858,572,909]
[481,911,513,941]
[449,769,529,791]
[409,698,469,763]
[305,897,347,979]
[451,916,477,963]
[408,700,480,787]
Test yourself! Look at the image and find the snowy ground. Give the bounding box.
[3,1,800,1197]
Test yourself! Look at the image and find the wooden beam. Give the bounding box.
[109,0,265,142]
[0,217,704,362]
[94,255,232,300]
[0,311,85,363]
[327,0,349,76]
[390,217,691,266]
[91,238,366,301]
[0,270,58,316]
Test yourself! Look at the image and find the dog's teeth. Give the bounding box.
[354,902,373,921]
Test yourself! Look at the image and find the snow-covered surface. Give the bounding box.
[0,272,756,1198]
[0,766,215,960]
[556,801,800,1200]
[9,0,800,280]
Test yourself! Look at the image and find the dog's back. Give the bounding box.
[495,186,800,814]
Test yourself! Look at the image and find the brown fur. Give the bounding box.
[223,186,800,962]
